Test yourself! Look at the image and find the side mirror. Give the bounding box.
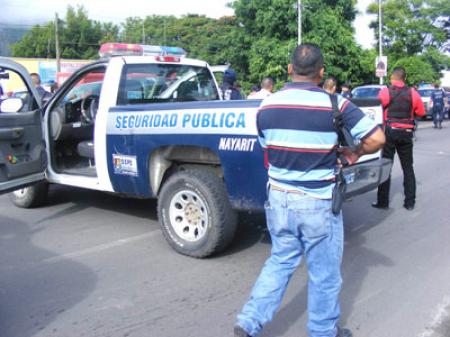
[0,72,10,79]
[0,98,24,113]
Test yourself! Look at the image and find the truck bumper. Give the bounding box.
[343,157,393,198]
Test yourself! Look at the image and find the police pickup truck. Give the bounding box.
[0,46,391,257]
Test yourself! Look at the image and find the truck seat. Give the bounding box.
[77,140,94,159]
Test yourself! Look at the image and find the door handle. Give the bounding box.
[0,127,24,140]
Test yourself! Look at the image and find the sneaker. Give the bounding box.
[234,325,251,337]
[336,327,353,337]
[371,202,388,209]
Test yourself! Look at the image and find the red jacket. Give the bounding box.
[378,80,425,129]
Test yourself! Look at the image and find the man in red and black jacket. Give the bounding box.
[372,66,425,211]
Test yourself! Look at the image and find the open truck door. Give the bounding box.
[0,58,46,194]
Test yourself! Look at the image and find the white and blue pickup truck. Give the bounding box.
[0,51,391,257]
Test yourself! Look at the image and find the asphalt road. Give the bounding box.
[1,120,449,337]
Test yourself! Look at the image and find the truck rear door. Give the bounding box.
[0,58,46,194]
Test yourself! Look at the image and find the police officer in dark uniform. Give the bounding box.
[430,83,445,129]
[372,67,425,210]
[220,68,242,100]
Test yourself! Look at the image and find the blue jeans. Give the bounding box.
[237,188,344,337]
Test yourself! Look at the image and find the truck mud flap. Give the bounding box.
[343,158,392,198]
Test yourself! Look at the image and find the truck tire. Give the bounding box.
[9,182,49,208]
[157,169,237,258]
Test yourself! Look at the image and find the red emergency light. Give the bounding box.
[155,56,181,63]
[99,43,143,58]
[99,43,186,59]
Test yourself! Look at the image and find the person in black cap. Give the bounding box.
[220,68,242,100]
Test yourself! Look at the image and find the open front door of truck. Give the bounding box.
[0,58,46,194]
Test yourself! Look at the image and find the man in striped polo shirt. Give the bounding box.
[234,44,385,337]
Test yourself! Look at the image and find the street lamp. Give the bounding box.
[298,0,302,45]
[379,0,383,84]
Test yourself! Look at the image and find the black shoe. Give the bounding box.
[403,204,414,210]
[371,202,388,209]
[336,327,353,337]
[234,325,251,337]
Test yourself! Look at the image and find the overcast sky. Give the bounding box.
[1,0,377,49]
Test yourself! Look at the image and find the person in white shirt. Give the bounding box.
[248,77,274,99]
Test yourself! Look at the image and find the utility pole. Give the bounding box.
[55,13,61,73]
[163,18,167,45]
[142,19,145,44]
[378,0,383,85]
[297,0,302,45]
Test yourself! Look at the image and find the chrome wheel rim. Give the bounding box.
[12,188,28,198]
[169,190,208,242]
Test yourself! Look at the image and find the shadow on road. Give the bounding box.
[0,216,96,337]
[233,188,396,337]
[35,184,158,225]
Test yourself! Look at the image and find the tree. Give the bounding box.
[391,56,437,85]
[367,0,450,57]
[11,23,55,58]
[12,5,119,59]
[230,0,366,88]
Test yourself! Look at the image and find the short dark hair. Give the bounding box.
[391,67,406,81]
[261,77,274,89]
[323,77,337,91]
[30,72,41,84]
[291,44,324,78]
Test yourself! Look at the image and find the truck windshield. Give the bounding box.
[117,63,219,105]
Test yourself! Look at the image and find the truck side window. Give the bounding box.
[117,64,219,105]
[0,69,38,113]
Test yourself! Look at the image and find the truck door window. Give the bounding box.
[0,69,38,113]
[118,64,219,105]
[49,67,105,141]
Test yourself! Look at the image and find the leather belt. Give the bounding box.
[270,184,307,195]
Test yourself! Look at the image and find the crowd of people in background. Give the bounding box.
[222,67,361,101]
[223,67,450,124]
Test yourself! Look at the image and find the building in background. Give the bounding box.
[0,57,90,94]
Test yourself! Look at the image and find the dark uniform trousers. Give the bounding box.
[377,126,416,207]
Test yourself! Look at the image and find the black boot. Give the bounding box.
[372,201,388,209]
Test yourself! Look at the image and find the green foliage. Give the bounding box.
[10,1,449,90]
[231,0,364,88]
[367,0,449,84]
[11,23,54,58]
[367,0,449,57]
[12,5,119,59]
[391,56,438,85]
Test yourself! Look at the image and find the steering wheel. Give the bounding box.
[81,94,99,123]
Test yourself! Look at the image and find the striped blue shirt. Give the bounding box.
[257,82,378,199]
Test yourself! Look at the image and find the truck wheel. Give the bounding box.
[9,182,49,208]
[157,169,237,258]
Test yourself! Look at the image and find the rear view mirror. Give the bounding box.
[0,98,24,113]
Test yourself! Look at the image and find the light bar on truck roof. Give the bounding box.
[99,43,187,59]
[99,43,143,58]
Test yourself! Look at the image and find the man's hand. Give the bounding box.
[337,147,360,166]
[337,127,386,166]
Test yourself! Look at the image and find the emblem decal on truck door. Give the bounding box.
[113,154,139,177]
